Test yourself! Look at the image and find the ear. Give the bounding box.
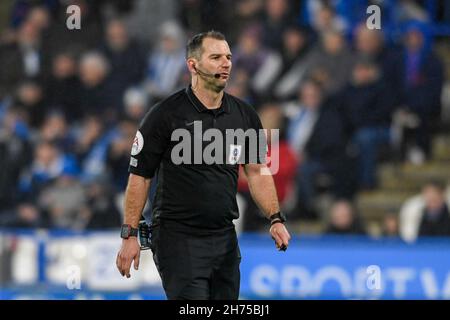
[186,58,197,74]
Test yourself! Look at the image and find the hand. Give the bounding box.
[116,237,141,278]
[270,222,291,251]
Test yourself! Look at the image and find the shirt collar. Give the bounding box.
[186,86,230,114]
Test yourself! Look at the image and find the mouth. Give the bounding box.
[218,73,229,80]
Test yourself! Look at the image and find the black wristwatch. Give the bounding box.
[269,212,287,225]
[120,224,139,239]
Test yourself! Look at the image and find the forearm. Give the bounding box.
[123,173,151,228]
[246,170,280,219]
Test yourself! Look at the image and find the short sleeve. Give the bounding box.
[128,103,170,178]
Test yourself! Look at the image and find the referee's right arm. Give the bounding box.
[124,174,151,230]
[116,174,151,278]
[116,100,169,278]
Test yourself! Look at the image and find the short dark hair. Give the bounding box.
[302,77,324,92]
[186,31,226,60]
[424,180,447,192]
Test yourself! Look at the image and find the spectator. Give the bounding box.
[399,181,450,242]
[38,167,88,230]
[123,88,149,123]
[39,112,75,153]
[178,0,230,36]
[45,51,82,123]
[0,108,32,212]
[418,181,450,237]
[271,25,312,100]
[227,0,264,45]
[353,23,404,108]
[307,1,348,36]
[84,181,122,229]
[397,21,444,163]
[18,140,79,202]
[125,0,177,46]
[44,0,103,57]
[72,115,104,164]
[105,117,137,191]
[72,115,114,183]
[9,0,59,30]
[286,79,356,219]
[145,21,186,103]
[325,199,366,235]
[233,24,282,102]
[0,18,49,99]
[338,57,393,190]
[304,29,353,95]
[382,212,400,237]
[78,51,117,121]
[14,81,48,129]
[99,19,146,109]
[2,203,46,229]
[25,5,53,35]
[260,0,295,51]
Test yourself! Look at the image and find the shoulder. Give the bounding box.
[142,89,186,119]
[225,92,259,119]
[139,88,187,130]
[226,93,263,129]
[156,88,187,112]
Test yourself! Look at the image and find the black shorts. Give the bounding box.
[150,219,241,300]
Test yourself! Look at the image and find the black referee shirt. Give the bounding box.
[129,86,266,230]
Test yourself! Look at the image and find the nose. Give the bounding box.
[221,57,231,70]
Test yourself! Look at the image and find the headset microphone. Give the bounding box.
[194,65,221,79]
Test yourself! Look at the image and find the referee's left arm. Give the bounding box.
[244,163,291,250]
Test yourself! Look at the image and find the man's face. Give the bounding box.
[423,185,445,212]
[80,59,107,87]
[53,54,76,79]
[300,82,322,110]
[356,27,382,55]
[330,202,354,229]
[406,29,424,52]
[352,64,377,85]
[323,32,343,55]
[196,38,232,91]
[107,21,128,50]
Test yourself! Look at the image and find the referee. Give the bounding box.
[116,31,291,300]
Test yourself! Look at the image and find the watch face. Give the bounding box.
[121,225,130,238]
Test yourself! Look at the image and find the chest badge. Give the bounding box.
[228,144,242,165]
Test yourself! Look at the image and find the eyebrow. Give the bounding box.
[208,53,233,58]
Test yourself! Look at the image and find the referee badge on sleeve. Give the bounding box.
[228,144,242,165]
[131,131,144,156]
[130,157,138,167]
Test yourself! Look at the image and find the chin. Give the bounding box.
[212,82,226,92]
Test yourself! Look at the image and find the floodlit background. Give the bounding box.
[1,0,450,300]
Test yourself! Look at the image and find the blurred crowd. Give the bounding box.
[0,0,449,240]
